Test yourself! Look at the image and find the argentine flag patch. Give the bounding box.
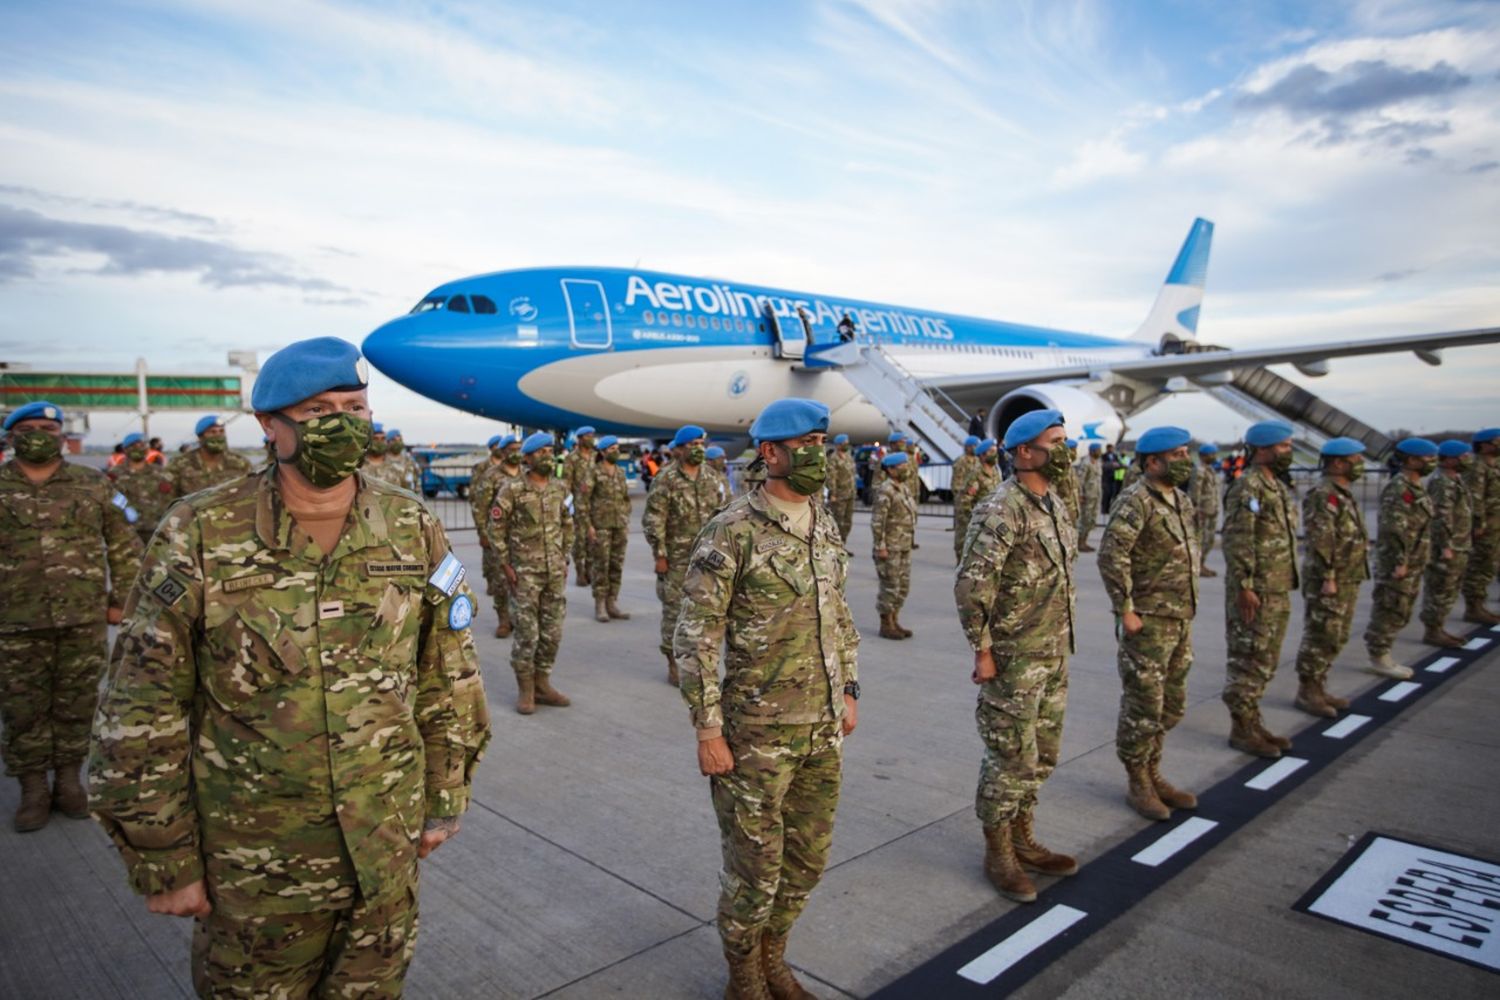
[448,594,473,631]
[428,552,466,597]
[111,491,140,525]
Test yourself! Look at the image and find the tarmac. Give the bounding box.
[1,497,1497,999]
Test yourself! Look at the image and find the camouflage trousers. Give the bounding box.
[1222,591,1291,717]
[1115,616,1192,766]
[1364,577,1421,656]
[1078,495,1100,546]
[192,887,418,999]
[0,624,107,776]
[710,721,842,958]
[479,545,511,630]
[954,502,976,561]
[829,497,854,543]
[1461,526,1498,604]
[573,521,592,583]
[975,656,1068,826]
[1421,550,1469,628]
[1196,513,1216,564]
[510,570,566,678]
[874,549,911,615]
[1294,584,1361,683]
[590,523,628,603]
[657,562,688,656]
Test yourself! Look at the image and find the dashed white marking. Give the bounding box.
[956,905,1088,984]
[1245,757,1308,791]
[1322,714,1372,739]
[1131,817,1219,867]
[1464,637,1492,651]
[1425,656,1461,674]
[1379,681,1421,702]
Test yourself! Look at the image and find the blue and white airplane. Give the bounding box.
[361,219,1499,448]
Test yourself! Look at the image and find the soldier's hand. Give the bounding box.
[419,816,461,858]
[478,535,490,550]
[147,879,211,918]
[655,556,669,576]
[106,606,123,626]
[502,564,517,587]
[1393,563,1408,580]
[875,548,888,560]
[698,736,735,776]
[587,526,597,543]
[972,649,997,685]
[842,695,858,736]
[1443,547,1454,561]
[1121,611,1144,636]
[1237,588,1260,624]
[1321,578,1338,596]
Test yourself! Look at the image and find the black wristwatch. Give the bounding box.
[843,681,861,700]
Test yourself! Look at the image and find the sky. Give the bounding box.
[1,0,1497,447]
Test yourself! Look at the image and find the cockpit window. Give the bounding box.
[409,296,445,314]
[448,295,471,313]
[471,295,497,314]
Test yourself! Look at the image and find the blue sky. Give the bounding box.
[1,0,1496,446]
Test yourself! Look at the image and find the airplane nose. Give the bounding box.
[362,316,452,403]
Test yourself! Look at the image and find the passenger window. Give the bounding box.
[658,311,669,325]
[697,315,708,329]
[643,311,655,324]
[448,295,470,313]
[671,313,682,327]
[710,316,720,330]
[471,295,497,314]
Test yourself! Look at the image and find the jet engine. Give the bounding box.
[986,384,1124,449]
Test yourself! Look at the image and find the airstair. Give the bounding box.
[1202,362,1394,458]
[803,338,971,461]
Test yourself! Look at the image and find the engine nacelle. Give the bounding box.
[987,384,1124,449]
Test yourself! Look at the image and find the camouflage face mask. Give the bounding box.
[527,450,553,474]
[387,440,403,455]
[127,446,148,462]
[774,442,827,496]
[686,444,707,465]
[1039,441,1073,482]
[202,436,227,454]
[13,429,61,464]
[1166,457,1194,487]
[277,412,371,488]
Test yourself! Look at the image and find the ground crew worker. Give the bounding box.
[383,428,422,492]
[2,401,142,832]
[1420,439,1475,647]
[1192,443,1221,576]
[89,338,489,996]
[826,433,857,543]
[489,431,574,715]
[1101,445,1124,511]
[471,434,521,637]
[1364,437,1440,678]
[955,408,1078,905]
[872,452,918,640]
[1098,426,1200,822]
[951,435,980,560]
[563,425,598,587]
[674,397,858,1000]
[586,435,632,623]
[109,431,176,545]
[1460,427,1500,624]
[167,414,252,496]
[955,438,1000,561]
[643,424,721,687]
[1075,442,1103,552]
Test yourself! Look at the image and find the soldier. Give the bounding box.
[109,431,177,545]
[868,431,905,495]
[470,434,522,638]
[1191,443,1221,576]
[586,435,632,624]
[383,428,422,493]
[1419,440,1475,647]
[951,435,980,560]
[2,401,142,832]
[643,424,722,687]
[1221,420,1299,758]
[89,338,490,996]
[1291,438,1369,718]
[904,438,924,510]
[1098,426,1200,822]
[563,425,598,587]
[360,422,398,486]
[674,397,859,1000]
[826,433,857,543]
[1075,442,1103,552]
[706,444,729,476]
[489,432,574,715]
[1054,437,1082,532]
[167,414,252,496]
[955,438,999,562]
[872,452,918,640]
[1460,427,1500,624]
[955,409,1078,904]
[1363,437,1440,679]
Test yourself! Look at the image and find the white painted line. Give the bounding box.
[1490,624,1500,634]
[1464,637,1492,651]
[956,905,1088,984]
[1245,756,1308,791]
[1425,656,1461,674]
[1322,714,1373,739]
[1378,681,1421,702]
[1131,817,1219,867]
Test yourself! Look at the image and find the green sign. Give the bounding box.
[0,372,244,411]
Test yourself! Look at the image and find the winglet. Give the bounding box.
[1131,217,1213,345]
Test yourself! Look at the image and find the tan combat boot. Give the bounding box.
[53,762,90,819]
[515,675,535,715]
[878,613,903,640]
[1295,678,1337,718]
[495,604,513,639]
[893,613,913,638]
[606,596,631,620]
[1254,710,1291,751]
[1148,749,1197,810]
[1078,541,1096,553]
[1125,763,1171,821]
[595,596,611,623]
[1229,713,1280,758]
[760,931,816,1000]
[1421,625,1463,648]
[1011,810,1079,875]
[1199,564,1218,578]
[1319,680,1350,711]
[1367,651,1413,679]
[533,674,571,707]
[1463,601,1500,625]
[14,772,51,833]
[666,655,680,687]
[982,822,1037,903]
[575,566,590,588]
[725,940,774,1000]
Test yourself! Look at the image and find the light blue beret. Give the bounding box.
[1065,438,1078,449]
[1473,428,1500,443]
[597,435,619,450]
[1438,439,1472,458]
[748,399,830,443]
[521,431,554,455]
[121,432,144,447]
[498,434,518,450]
[575,425,596,436]
[251,336,367,412]
[671,424,707,449]
[1245,420,1294,447]
[194,415,224,437]
[487,434,505,449]
[977,438,998,456]
[887,431,906,444]
[882,452,909,467]
[1199,443,1219,455]
[705,445,725,459]
[1395,437,1438,457]
[964,435,980,448]
[3,401,65,430]
[1320,437,1365,457]
[1090,442,1102,453]
[371,423,384,435]
[386,428,401,438]
[832,433,849,445]
[1135,426,1191,455]
[1003,409,1063,449]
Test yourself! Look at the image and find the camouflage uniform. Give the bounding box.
[1420,469,1473,629]
[488,474,573,682]
[1220,468,1299,717]
[167,446,252,497]
[955,479,1076,826]
[871,476,917,616]
[89,470,489,997]
[826,447,857,542]
[1461,452,1500,607]
[1,461,142,776]
[360,457,406,489]
[1364,476,1434,655]
[585,455,631,607]
[1293,476,1369,684]
[1097,480,1198,765]
[1190,460,1221,564]
[110,460,177,545]
[376,451,422,493]
[563,445,597,581]
[1075,457,1102,547]
[1054,460,1082,534]
[950,453,978,559]
[642,464,723,655]
[674,488,857,958]
[469,459,519,629]
[955,460,1000,561]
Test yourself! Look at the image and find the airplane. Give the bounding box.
[360,219,1500,452]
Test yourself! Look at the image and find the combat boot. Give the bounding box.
[1229,713,1280,758]
[606,597,631,620]
[1366,651,1413,679]
[495,604,513,639]
[533,674,571,707]
[595,596,610,623]
[893,613,913,638]
[1199,565,1217,578]
[982,822,1037,902]
[666,655,680,687]
[1254,711,1291,751]
[1295,678,1337,718]
[515,675,535,715]
[1125,763,1171,821]
[1421,625,1463,648]
[878,613,903,640]
[1078,541,1096,553]
[575,566,590,588]
[1148,751,1197,810]
[1319,681,1350,711]
[724,941,773,1000]
[760,932,817,1000]
[14,772,50,832]
[1011,811,1079,875]
[52,762,90,819]
[1463,601,1500,625]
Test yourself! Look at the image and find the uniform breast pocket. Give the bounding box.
[768,552,813,598]
[202,594,302,711]
[360,583,423,696]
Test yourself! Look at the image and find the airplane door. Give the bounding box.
[762,302,805,360]
[562,279,612,349]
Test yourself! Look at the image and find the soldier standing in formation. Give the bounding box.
[1419,439,1475,647]
[705,444,730,483]
[382,429,422,492]
[109,431,177,546]
[868,431,905,495]
[2,401,142,832]
[872,452,918,640]
[951,435,980,560]
[1291,438,1369,718]
[89,338,490,996]
[1075,442,1103,552]
[563,425,598,587]
[489,432,574,715]
[1054,437,1082,531]
[675,398,859,1000]
[1098,426,1200,822]
[1190,443,1221,577]
[168,414,252,496]
[471,434,522,637]
[360,422,393,481]
[955,409,1078,905]
[643,424,722,687]
[585,435,632,624]
[826,433,857,544]
[954,438,999,562]
[1363,437,1439,679]
[1461,427,1500,623]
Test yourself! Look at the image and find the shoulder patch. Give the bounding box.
[696,547,729,571]
[150,572,190,607]
[1248,497,1261,514]
[447,593,473,631]
[111,491,140,524]
[1403,490,1414,504]
[428,552,466,596]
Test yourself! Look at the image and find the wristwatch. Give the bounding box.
[843,681,861,700]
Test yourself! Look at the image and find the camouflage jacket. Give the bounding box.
[1427,470,1473,554]
[167,447,252,497]
[1189,462,1220,520]
[1463,454,1500,530]
[1222,467,1299,595]
[642,463,722,566]
[89,470,490,912]
[674,488,857,734]
[0,460,144,633]
[585,458,631,530]
[951,454,979,505]
[562,446,596,516]
[871,478,917,553]
[1373,474,1434,579]
[955,478,1077,658]
[826,448,857,503]
[959,461,1001,512]
[468,459,520,533]
[487,474,573,575]
[385,452,422,493]
[1075,457,1102,507]
[1054,464,1081,527]
[1300,476,1369,592]
[110,461,178,538]
[361,457,409,491]
[1097,479,1199,619]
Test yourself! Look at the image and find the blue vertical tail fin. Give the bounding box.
[1130,217,1213,347]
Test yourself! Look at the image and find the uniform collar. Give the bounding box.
[256,469,387,555]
